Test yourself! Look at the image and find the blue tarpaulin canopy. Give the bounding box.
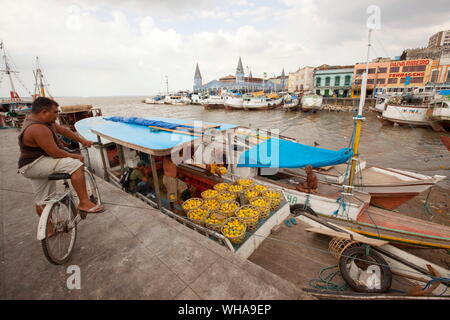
[105,117,194,130]
[237,138,353,168]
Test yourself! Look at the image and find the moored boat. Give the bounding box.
[201,95,225,109]
[224,94,244,110]
[301,94,323,111]
[75,115,449,250]
[282,94,299,111]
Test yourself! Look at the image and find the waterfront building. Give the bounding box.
[352,57,440,97]
[428,30,450,48]
[267,68,288,92]
[288,66,314,93]
[313,65,353,97]
[193,57,282,93]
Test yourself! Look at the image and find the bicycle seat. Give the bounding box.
[48,173,71,180]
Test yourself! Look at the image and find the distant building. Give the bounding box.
[288,66,314,92]
[352,57,439,97]
[193,57,284,92]
[313,64,354,97]
[267,68,288,92]
[428,30,450,48]
[193,63,202,93]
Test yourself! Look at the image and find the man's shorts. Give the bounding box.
[20,156,84,205]
[162,176,187,203]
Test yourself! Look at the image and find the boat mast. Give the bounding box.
[346,29,372,193]
[0,40,19,99]
[34,56,46,97]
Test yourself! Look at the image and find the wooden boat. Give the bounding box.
[201,95,225,109]
[282,95,299,111]
[426,99,450,132]
[75,116,449,250]
[286,164,445,210]
[301,94,323,111]
[224,94,244,110]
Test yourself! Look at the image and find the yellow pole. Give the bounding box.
[348,117,363,189]
[345,29,371,194]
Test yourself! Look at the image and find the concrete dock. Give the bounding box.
[0,128,311,299]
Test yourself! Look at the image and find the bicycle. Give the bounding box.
[36,149,102,265]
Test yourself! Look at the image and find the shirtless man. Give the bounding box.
[296,165,318,193]
[18,97,105,216]
[163,156,187,212]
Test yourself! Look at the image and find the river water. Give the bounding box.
[57,96,450,189]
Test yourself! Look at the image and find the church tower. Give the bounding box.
[280,68,286,91]
[193,63,202,93]
[235,57,245,87]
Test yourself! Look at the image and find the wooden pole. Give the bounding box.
[96,135,110,182]
[150,155,162,209]
[117,144,125,171]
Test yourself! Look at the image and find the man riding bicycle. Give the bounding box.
[18,97,105,217]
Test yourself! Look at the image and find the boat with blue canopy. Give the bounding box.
[74,115,450,252]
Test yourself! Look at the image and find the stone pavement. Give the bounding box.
[0,128,312,299]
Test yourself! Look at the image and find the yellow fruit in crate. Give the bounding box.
[216,166,227,175]
[237,179,253,187]
[202,189,219,199]
[214,183,229,191]
[182,198,203,210]
[188,208,208,221]
[228,184,243,192]
[219,202,239,213]
[254,184,268,192]
[244,189,259,198]
[203,199,219,210]
[217,192,235,201]
[251,198,269,207]
[264,190,280,198]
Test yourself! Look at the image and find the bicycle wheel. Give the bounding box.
[41,199,77,265]
[85,168,102,205]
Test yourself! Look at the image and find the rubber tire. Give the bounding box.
[41,201,77,265]
[339,246,392,293]
[290,203,317,217]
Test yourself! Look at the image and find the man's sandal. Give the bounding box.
[78,204,105,214]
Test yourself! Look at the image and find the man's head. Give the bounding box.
[305,165,313,173]
[31,97,59,123]
[137,160,147,169]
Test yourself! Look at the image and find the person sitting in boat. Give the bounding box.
[296,165,318,194]
[18,97,105,220]
[129,160,153,196]
[163,155,188,213]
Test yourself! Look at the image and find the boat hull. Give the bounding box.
[379,105,430,126]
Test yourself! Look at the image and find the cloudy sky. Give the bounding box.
[1,0,449,97]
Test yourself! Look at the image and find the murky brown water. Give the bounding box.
[57,96,450,189]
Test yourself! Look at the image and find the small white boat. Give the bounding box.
[377,94,433,127]
[224,94,244,110]
[426,98,450,132]
[285,163,445,210]
[282,95,299,111]
[144,95,165,104]
[243,95,269,110]
[201,95,225,109]
[301,94,323,111]
[371,96,387,113]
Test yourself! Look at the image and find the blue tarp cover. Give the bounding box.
[437,89,450,96]
[237,138,353,168]
[105,117,194,130]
